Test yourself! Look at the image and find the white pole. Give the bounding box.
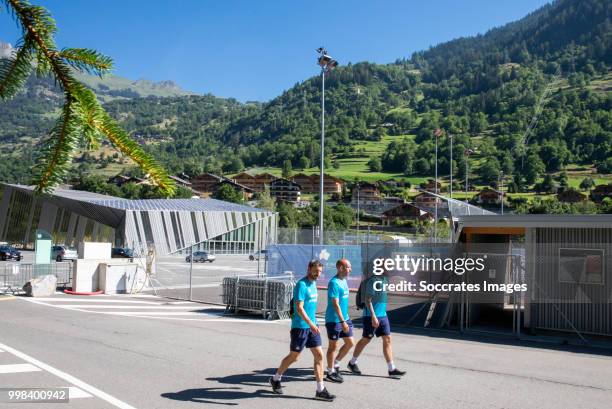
[356,183,360,233]
[434,134,438,243]
[449,135,453,199]
[465,152,469,203]
[500,171,504,215]
[319,68,325,246]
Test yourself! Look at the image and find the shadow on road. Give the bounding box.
[162,368,319,405]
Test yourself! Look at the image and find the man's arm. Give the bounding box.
[332,297,350,333]
[332,298,345,322]
[366,295,379,327]
[296,300,319,333]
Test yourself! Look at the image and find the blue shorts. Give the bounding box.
[290,328,322,352]
[362,316,391,338]
[325,320,354,340]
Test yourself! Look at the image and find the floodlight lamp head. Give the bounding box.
[318,54,332,67]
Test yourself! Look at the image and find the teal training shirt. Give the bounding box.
[291,277,318,329]
[325,275,350,323]
[363,275,388,318]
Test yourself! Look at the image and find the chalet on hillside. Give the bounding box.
[270,178,301,202]
[475,188,503,206]
[382,203,432,226]
[232,172,257,190]
[191,173,226,193]
[107,174,150,187]
[169,175,192,188]
[414,192,443,207]
[590,183,612,203]
[291,173,344,194]
[422,179,442,193]
[352,182,380,204]
[557,189,586,203]
[210,179,255,200]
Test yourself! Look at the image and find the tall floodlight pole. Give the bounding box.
[316,47,338,245]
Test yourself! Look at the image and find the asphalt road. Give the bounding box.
[1,292,612,409]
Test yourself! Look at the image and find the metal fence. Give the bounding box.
[276,227,447,245]
[142,227,612,343]
[1,261,73,294]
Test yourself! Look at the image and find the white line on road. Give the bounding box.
[67,386,93,399]
[22,298,162,304]
[56,305,211,310]
[0,342,137,409]
[103,311,221,316]
[19,295,280,324]
[0,363,42,374]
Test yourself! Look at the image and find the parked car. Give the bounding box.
[185,251,215,263]
[249,250,268,261]
[112,247,134,259]
[52,245,78,262]
[0,245,22,261]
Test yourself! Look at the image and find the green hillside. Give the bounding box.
[0,0,610,204]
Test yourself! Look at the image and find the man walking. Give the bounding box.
[324,259,355,383]
[348,270,406,378]
[270,259,336,401]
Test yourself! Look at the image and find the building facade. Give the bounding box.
[0,183,276,256]
[270,178,301,202]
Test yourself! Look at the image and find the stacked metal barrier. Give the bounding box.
[1,262,73,294]
[222,276,295,320]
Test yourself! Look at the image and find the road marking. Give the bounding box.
[0,363,42,374]
[18,295,279,324]
[0,342,137,409]
[23,298,161,304]
[67,386,93,399]
[103,311,221,316]
[56,305,209,310]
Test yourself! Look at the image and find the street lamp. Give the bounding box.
[316,47,338,245]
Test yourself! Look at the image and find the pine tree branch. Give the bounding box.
[0,34,34,99]
[96,111,176,196]
[59,48,113,77]
[2,0,176,196]
[32,96,80,192]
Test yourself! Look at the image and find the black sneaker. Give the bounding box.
[326,371,344,383]
[315,388,336,401]
[347,362,361,375]
[388,368,406,378]
[269,377,283,394]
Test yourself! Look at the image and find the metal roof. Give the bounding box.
[3,184,269,213]
[457,214,612,229]
[415,189,496,217]
[88,198,265,212]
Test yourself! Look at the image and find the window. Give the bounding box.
[559,248,604,285]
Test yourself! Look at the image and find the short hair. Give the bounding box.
[308,259,323,269]
[336,258,350,268]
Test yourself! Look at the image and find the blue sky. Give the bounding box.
[0,0,551,101]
